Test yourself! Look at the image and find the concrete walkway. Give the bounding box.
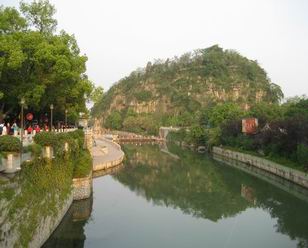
[92,137,124,172]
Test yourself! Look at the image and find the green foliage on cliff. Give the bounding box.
[93,45,283,134]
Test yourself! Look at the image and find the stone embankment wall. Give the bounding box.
[213,147,308,189]
[84,129,93,154]
[29,193,73,248]
[93,156,124,171]
[93,138,124,172]
[72,129,94,201]
[72,173,93,201]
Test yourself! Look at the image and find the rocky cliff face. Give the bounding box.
[92,45,283,130]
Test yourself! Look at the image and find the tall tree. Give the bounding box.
[0,6,27,34]
[20,0,57,33]
[0,1,93,123]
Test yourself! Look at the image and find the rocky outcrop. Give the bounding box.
[93,45,282,126]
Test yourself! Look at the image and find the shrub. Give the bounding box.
[26,144,42,157]
[33,132,58,147]
[66,130,85,150]
[0,135,21,152]
[134,90,152,102]
[167,129,186,143]
[34,130,85,157]
[105,111,122,130]
[73,149,92,178]
[297,144,308,169]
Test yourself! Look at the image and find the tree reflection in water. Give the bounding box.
[43,196,93,248]
[113,144,308,247]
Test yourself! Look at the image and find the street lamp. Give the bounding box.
[50,104,54,132]
[20,97,25,150]
[65,109,68,130]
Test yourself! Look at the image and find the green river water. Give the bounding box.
[2,143,308,247]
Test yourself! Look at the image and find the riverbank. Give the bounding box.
[92,137,125,171]
[213,146,308,189]
[0,130,103,247]
[44,143,308,247]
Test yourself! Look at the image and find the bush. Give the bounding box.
[105,111,122,130]
[34,130,85,157]
[26,144,42,157]
[297,144,308,168]
[134,90,152,102]
[0,135,21,152]
[33,132,58,147]
[73,149,92,178]
[123,115,159,135]
[167,129,186,143]
[66,130,85,150]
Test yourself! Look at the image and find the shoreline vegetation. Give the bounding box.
[165,96,308,173]
[0,129,92,247]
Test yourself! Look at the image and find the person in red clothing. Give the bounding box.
[27,125,33,134]
[34,125,40,133]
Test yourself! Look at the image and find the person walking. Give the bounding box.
[27,125,33,135]
[6,123,10,135]
[0,122,4,135]
[12,122,18,136]
[34,125,40,133]
[2,124,7,135]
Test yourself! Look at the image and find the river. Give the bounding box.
[38,144,308,247]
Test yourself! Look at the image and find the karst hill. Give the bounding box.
[92,45,283,134]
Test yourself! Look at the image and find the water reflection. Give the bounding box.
[92,163,124,178]
[25,144,308,248]
[43,196,93,248]
[113,144,308,247]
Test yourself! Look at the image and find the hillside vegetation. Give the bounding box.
[92,45,283,134]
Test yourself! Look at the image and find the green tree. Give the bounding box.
[0,6,27,34]
[20,0,57,33]
[248,102,283,125]
[0,1,92,123]
[90,86,104,104]
[105,111,122,130]
[205,103,244,128]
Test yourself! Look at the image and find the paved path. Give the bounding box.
[92,138,124,171]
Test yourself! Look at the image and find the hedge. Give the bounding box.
[33,132,58,147]
[0,135,21,152]
[33,130,92,178]
[33,130,85,156]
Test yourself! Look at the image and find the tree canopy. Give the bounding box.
[0,0,94,123]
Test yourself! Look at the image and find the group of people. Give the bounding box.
[0,122,50,136]
[0,122,19,135]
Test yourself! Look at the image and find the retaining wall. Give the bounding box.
[213,146,308,189]
[72,173,92,201]
[29,193,73,248]
[93,139,124,172]
[93,155,124,171]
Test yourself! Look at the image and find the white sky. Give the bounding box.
[2,0,308,97]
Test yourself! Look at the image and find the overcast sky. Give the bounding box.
[2,0,308,98]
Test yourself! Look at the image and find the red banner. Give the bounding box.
[242,118,258,134]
